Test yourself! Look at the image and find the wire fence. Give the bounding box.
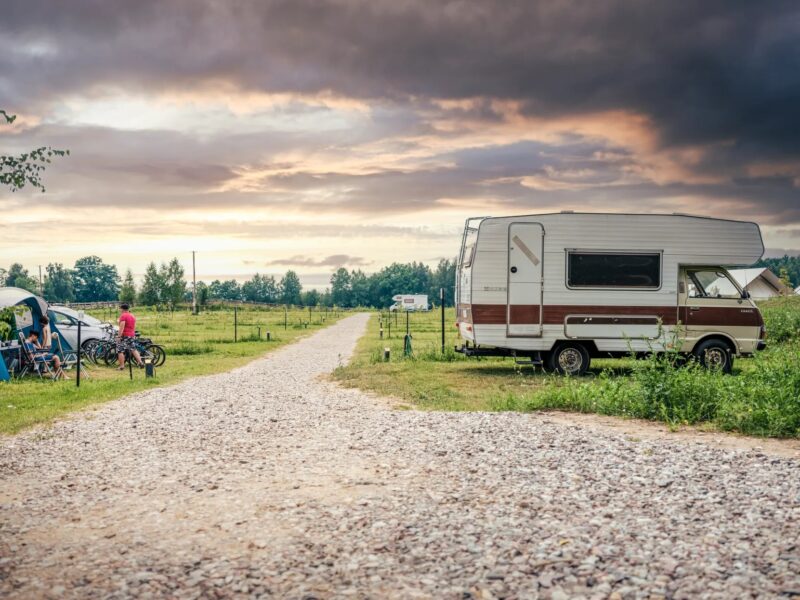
[76,304,356,347]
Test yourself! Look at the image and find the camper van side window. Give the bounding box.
[567,252,661,288]
[463,243,476,268]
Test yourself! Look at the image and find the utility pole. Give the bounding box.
[192,251,197,315]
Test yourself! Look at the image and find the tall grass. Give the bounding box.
[338,298,800,438]
[494,344,800,437]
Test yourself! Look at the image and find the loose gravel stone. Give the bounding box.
[1,313,798,599]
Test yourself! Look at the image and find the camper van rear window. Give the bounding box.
[567,252,661,288]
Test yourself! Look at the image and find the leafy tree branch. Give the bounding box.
[0,109,69,192]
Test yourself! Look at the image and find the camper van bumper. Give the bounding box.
[455,344,517,358]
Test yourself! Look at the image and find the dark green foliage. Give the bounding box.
[0,307,14,341]
[196,281,209,306]
[138,262,163,305]
[3,263,37,292]
[72,256,120,302]
[325,259,456,308]
[242,273,279,303]
[167,342,214,355]
[761,296,800,343]
[162,258,187,309]
[279,270,302,305]
[756,255,800,287]
[43,263,75,302]
[119,269,137,304]
[208,279,242,301]
[301,288,320,306]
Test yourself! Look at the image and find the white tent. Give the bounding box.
[727,268,792,299]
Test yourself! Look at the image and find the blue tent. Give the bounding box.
[0,287,51,381]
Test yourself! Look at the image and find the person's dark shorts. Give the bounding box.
[116,337,136,353]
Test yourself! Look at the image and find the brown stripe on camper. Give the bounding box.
[465,304,677,325]
[545,305,679,325]
[466,304,763,327]
[510,304,541,324]
[564,316,660,326]
[679,306,764,327]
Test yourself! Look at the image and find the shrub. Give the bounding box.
[168,342,214,355]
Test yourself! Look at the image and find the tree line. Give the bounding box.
[755,255,800,289]
[0,257,457,308]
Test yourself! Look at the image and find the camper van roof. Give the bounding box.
[471,211,755,225]
[0,287,49,314]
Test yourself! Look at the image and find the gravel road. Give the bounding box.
[1,313,798,599]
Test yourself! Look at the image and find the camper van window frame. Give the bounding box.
[462,243,476,268]
[565,250,663,290]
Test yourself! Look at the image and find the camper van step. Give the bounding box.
[515,358,543,366]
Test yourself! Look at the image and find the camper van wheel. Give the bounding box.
[549,343,590,376]
[694,339,733,374]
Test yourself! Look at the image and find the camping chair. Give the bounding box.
[52,332,90,379]
[18,331,57,380]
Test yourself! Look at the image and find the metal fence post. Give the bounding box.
[76,321,81,388]
[234,306,238,342]
[440,287,445,354]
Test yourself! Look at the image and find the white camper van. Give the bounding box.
[455,213,766,374]
[389,294,430,312]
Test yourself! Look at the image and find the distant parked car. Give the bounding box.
[49,305,116,351]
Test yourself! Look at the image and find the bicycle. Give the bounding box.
[103,333,166,368]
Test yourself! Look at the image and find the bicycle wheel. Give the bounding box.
[103,344,119,366]
[149,345,166,367]
[81,339,100,364]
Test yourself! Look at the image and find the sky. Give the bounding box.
[1,0,799,288]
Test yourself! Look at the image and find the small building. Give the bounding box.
[727,268,793,299]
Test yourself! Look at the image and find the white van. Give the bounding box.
[455,212,766,374]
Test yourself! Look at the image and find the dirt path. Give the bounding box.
[1,313,798,599]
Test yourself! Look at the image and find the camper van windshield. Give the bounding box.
[688,270,740,299]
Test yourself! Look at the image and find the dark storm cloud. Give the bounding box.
[2,0,799,160]
[1,0,799,238]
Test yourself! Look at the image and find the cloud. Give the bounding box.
[1,0,799,273]
[262,254,371,268]
[764,248,800,258]
[2,1,798,159]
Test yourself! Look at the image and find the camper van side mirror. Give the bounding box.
[741,290,750,299]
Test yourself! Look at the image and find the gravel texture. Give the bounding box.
[1,313,798,599]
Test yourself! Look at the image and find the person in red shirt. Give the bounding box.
[116,303,143,369]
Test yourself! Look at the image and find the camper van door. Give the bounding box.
[507,222,544,337]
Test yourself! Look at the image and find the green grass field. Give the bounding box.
[0,305,345,435]
[334,299,800,438]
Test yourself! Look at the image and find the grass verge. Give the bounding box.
[1,306,345,435]
[334,300,800,438]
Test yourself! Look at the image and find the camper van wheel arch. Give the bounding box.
[548,342,591,376]
[693,338,734,374]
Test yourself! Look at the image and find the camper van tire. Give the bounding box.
[693,338,734,374]
[548,342,591,376]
